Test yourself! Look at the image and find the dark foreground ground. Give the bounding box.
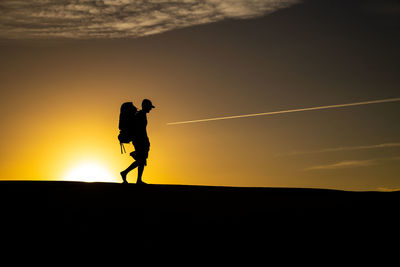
[1,181,399,259]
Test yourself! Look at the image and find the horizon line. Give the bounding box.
[167,97,400,125]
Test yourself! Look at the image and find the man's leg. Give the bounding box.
[135,145,148,184]
[137,164,145,184]
[120,161,139,183]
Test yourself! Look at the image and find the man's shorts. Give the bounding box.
[133,140,150,166]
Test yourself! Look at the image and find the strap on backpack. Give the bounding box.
[120,143,126,154]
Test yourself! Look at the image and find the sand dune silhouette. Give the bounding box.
[1,181,398,255]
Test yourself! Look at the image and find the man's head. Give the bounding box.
[142,99,155,113]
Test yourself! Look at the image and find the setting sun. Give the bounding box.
[63,162,115,183]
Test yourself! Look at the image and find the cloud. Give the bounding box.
[282,142,400,156]
[304,156,400,171]
[377,187,400,192]
[0,0,299,39]
[304,159,379,171]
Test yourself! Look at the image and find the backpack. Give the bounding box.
[118,102,138,153]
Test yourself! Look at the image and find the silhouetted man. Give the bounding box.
[120,99,155,184]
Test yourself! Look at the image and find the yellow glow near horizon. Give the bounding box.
[63,162,116,183]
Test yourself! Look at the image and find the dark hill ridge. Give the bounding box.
[1,181,399,254]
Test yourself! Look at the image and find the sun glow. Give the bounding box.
[63,162,116,183]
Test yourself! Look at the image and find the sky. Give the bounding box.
[0,0,399,190]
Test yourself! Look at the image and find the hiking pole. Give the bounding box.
[120,143,126,154]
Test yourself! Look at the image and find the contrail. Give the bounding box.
[167,97,400,125]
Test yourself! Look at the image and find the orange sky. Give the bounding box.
[0,0,399,190]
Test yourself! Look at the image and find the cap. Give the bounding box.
[142,99,155,109]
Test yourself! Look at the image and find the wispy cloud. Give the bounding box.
[283,142,400,156]
[304,156,400,171]
[377,187,400,192]
[0,0,299,39]
[304,159,379,171]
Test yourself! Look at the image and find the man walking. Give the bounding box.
[120,99,155,184]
